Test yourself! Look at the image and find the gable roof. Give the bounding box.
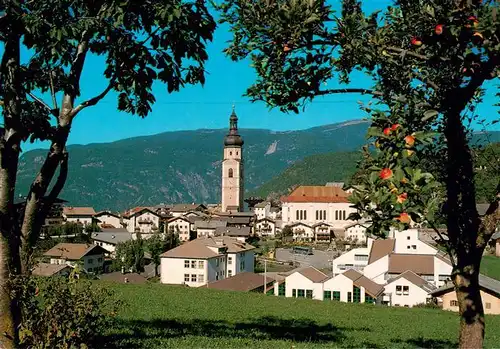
[431,274,500,298]
[122,207,159,219]
[91,231,134,245]
[388,254,435,275]
[289,222,312,229]
[44,243,106,260]
[161,236,255,259]
[206,272,274,292]
[94,211,121,218]
[194,219,227,230]
[368,239,395,264]
[387,270,437,293]
[167,216,194,224]
[256,218,276,224]
[254,201,270,208]
[297,266,328,283]
[215,226,251,237]
[171,203,206,212]
[63,207,96,217]
[281,186,350,203]
[32,262,72,277]
[342,269,385,297]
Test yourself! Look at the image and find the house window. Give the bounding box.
[412,245,417,249]
[97,258,103,263]
[324,291,332,300]
[191,274,197,282]
[353,286,361,303]
[296,211,299,220]
[184,274,189,282]
[88,258,94,264]
[347,292,352,302]
[228,270,232,277]
[407,246,411,249]
[303,210,307,220]
[184,260,190,268]
[198,261,204,269]
[240,260,245,270]
[439,275,450,281]
[365,295,375,304]
[198,274,204,283]
[278,284,286,296]
[343,210,346,220]
[323,210,326,220]
[486,302,491,309]
[228,257,232,265]
[396,285,402,295]
[403,286,409,295]
[450,300,459,307]
[216,259,220,267]
[191,261,197,268]
[297,289,305,298]
[292,289,297,297]
[306,290,313,299]
[407,236,410,240]
[229,151,232,156]
[354,255,368,262]
[333,291,340,301]
[316,211,319,220]
[228,168,233,178]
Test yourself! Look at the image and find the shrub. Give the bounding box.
[14,270,121,349]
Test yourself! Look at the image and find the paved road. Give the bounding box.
[275,247,337,270]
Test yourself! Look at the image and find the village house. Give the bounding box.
[167,215,197,242]
[254,201,271,220]
[431,275,500,315]
[62,207,97,226]
[160,236,255,286]
[91,228,134,255]
[322,269,385,304]
[43,243,107,273]
[331,242,372,275]
[31,262,73,277]
[289,222,315,242]
[383,270,437,307]
[214,226,251,242]
[170,203,207,217]
[313,222,334,243]
[254,218,277,237]
[284,267,328,299]
[194,219,227,238]
[122,207,161,235]
[344,223,368,244]
[94,211,122,228]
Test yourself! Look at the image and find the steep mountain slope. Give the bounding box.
[17,120,372,210]
[249,151,362,199]
[17,121,499,211]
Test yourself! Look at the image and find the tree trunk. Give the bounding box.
[454,264,485,349]
[0,24,22,348]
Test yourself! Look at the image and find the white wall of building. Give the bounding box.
[255,220,276,237]
[96,214,121,228]
[291,224,314,241]
[282,202,356,228]
[65,217,93,226]
[161,257,208,286]
[392,229,437,255]
[254,203,271,220]
[434,257,453,287]
[285,272,322,300]
[363,255,390,284]
[383,277,431,307]
[331,247,370,275]
[345,224,367,243]
[207,256,226,282]
[167,218,192,242]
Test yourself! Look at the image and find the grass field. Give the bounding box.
[481,255,500,280]
[101,282,500,349]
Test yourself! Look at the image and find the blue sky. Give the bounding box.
[3,0,499,152]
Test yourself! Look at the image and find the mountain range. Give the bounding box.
[16,120,499,211]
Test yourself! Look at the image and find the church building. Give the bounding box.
[221,108,244,212]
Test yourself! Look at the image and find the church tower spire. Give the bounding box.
[221,108,244,212]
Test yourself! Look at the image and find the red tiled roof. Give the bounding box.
[281,186,350,203]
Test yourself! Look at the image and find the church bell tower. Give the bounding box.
[221,107,244,212]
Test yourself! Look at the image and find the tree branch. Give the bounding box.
[315,88,383,97]
[49,69,58,110]
[69,78,115,118]
[385,46,451,62]
[27,92,58,116]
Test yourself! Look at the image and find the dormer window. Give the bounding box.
[228,168,233,178]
